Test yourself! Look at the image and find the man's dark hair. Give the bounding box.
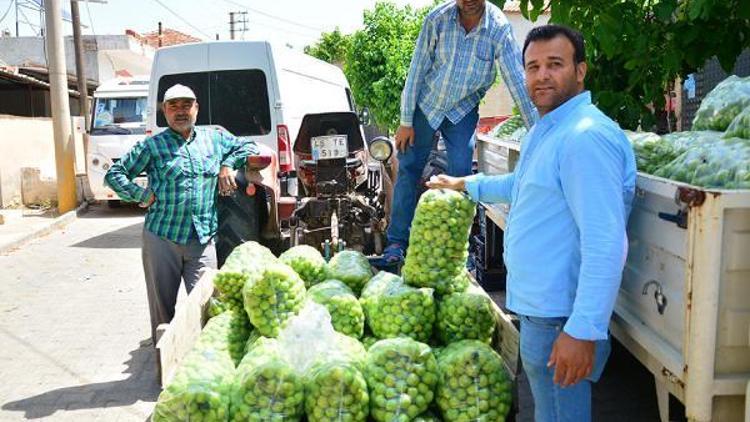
[522,24,586,65]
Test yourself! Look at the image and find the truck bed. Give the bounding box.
[475,131,750,422]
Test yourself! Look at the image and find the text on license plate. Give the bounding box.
[311,135,348,160]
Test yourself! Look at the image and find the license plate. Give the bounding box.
[311,135,348,160]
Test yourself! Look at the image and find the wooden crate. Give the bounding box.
[155,268,217,387]
[479,285,520,380]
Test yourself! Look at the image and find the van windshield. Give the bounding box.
[156,70,272,137]
[91,97,147,135]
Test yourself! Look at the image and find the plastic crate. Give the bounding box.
[475,266,506,292]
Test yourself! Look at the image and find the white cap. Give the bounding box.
[163,84,196,102]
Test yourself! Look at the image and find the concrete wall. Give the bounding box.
[0,36,99,82]
[0,115,86,207]
[479,13,550,118]
[93,35,154,81]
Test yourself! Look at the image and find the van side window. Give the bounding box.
[157,70,271,137]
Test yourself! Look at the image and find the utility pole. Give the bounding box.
[238,11,247,39]
[70,0,90,131]
[229,11,235,40]
[229,11,247,40]
[158,21,163,47]
[44,0,77,213]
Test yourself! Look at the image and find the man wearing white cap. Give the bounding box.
[106,84,258,344]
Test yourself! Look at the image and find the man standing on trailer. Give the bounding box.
[383,0,538,263]
[105,84,257,344]
[427,25,637,421]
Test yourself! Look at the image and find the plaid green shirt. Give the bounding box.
[105,127,258,245]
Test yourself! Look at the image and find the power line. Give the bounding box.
[198,23,225,32]
[14,0,44,35]
[84,0,96,36]
[0,0,14,25]
[246,6,322,33]
[152,0,210,39]
[250,20,319,40]
[221,0,324,33]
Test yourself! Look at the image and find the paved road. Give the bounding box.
[0,203,158,422]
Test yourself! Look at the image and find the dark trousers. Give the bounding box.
[387,106,479,246]
[141,228,217,343]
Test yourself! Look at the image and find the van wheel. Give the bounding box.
[216,172,264,268]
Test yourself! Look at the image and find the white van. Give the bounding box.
[146,41,357,237]
[87,76,150,202]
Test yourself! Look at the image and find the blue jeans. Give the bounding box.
[387,106,479,245]
[519,315,611,422]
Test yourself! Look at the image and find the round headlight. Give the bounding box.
[102,163,110,171]
[92,157,100,167]
[369,138,393,162]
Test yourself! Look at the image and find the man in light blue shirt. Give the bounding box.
[383,0,538,263]
[428,25,637,421]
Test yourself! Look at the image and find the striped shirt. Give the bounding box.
[401,1,537,130]
[105,127,257,245]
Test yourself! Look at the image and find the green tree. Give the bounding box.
[519,0,750,129]
[304,27,352,66]
[344,2,431,132]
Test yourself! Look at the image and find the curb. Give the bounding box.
[0,201,90,255]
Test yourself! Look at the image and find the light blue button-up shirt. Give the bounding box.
[400,1,537,130]
[465,91,637,340]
